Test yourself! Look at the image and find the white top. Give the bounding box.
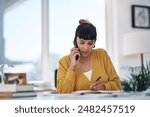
[83,70,92,80]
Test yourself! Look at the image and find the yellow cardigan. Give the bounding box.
[57,48,122,93]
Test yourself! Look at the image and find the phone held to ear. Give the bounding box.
[75,54,79,61]
[75,43,80,61]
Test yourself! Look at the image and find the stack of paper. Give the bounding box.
[0,84,36,98]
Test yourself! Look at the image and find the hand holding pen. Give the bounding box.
[90,76,106,91]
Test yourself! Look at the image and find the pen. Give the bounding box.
[96,76,101,81]
[90,76,101,89]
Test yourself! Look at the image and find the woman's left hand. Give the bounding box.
[90,81,106,91]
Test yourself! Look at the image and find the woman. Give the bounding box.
[57,19,122,93]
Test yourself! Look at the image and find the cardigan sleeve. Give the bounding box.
[57,56,76,93]
[102,50,122,90]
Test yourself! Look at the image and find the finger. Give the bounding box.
[95,81,100,85]
[90,83,95,89]
[70,49,79,56]
[91,85,99,91]
[94,84,103,91]
[70,48,79,52]
[72,51,80,58]
[70,51,80,62]
[90,81,100,88]
[90,82,103,90]
[90,83,98,90]
[74,51,80,56]
[70,49,80,55]
[93,83,105,91]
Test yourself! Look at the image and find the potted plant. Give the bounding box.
[121,61,150,91]
[0,64,14,84]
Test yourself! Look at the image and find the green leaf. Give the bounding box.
[121,61,150,91]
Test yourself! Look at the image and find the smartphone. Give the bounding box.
[75,43,80,61]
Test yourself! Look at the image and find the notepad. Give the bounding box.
[73,90,121,94]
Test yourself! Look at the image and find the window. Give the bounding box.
[2,0,106,86]
[3,0,42,81]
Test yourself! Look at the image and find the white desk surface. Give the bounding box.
[13,91,150,100]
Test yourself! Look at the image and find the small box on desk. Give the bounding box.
[4,73,26,85]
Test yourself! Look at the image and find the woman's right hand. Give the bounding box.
[69,47,80,71]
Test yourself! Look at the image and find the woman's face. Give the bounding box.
[76,37,95,58]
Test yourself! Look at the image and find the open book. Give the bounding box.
[73,90,121,94]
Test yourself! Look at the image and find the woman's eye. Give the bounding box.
[88,43,93,45]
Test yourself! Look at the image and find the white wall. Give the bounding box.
[106,0,150,79]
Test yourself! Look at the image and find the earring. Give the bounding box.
[93,45,95,48]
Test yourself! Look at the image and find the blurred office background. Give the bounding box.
[0,0,150,89]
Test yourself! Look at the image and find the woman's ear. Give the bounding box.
[93,41,96,48]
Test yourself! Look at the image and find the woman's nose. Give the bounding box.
[83,44,89,50]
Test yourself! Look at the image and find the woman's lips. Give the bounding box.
[80,51,88,55]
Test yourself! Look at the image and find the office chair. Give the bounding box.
[54,69,58,88]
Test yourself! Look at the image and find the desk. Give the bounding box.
[13,91,150,100]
